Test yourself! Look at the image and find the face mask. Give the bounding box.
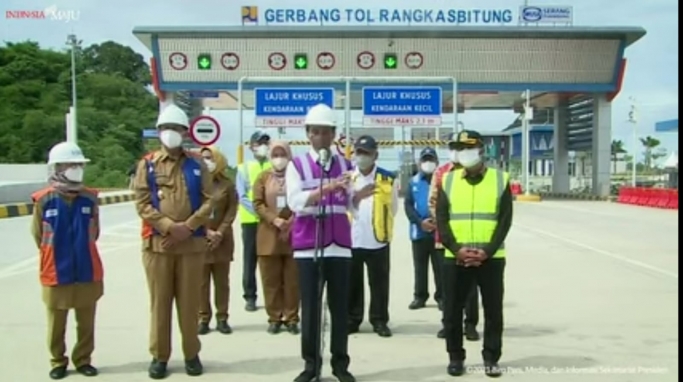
[160,130,183,149]
[458,148,482,168]
[64,167,84,183]
[271,157,289,171]
[354,155,373,170]
[448,150,459,164]
[204,159,216,172]
[420,161,436,174]
[255,145,269,158]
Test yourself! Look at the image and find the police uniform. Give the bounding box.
[348,135,398,337]
[133,105,214,379]
[236,131,272,311]
[32,141,102,380]
[430,135,481,341]
[434,130,513,378]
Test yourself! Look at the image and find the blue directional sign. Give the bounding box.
[188,90,220,99]
[362,86,442,126]
[142,129,158,139]
[254,88,335,127]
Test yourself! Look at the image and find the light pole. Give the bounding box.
[627,97,638,187]
[521,90,532,195]
[66,34,81,143]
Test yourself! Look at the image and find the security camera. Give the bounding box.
[388,39,395,47]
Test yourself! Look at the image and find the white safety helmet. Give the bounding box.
[304,104,336,127]
[156,104,189,129]
[48,141,90,165]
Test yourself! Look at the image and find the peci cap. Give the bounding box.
[419,147,437,160]
[354,135,378,152]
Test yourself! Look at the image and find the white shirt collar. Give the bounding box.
[354,164,377,179]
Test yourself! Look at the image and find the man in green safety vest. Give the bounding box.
[434,130,513,378]
[236,131,272,312]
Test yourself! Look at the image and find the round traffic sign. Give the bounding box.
[189,115,221,146]
[168,52,188,70]
[405,52,424,69]
[357,51,375,70]
[316,52,336,70]
[268,52,287,71]
[221,53,240,70]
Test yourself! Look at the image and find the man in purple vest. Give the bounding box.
[285,104,356,382]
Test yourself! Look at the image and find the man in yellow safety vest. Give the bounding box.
[236,131,272,312]
[434,130,513,378]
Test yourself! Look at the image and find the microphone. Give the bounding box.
[318,147,331,168]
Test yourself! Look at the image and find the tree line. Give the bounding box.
[0,40,158,187]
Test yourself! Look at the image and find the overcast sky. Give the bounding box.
[1,0,678,163]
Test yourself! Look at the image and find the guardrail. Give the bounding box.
[0,191,134,219]
[617,187,678,209]
[538,192,614,201]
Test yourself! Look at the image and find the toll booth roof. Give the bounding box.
[133,25,646,48]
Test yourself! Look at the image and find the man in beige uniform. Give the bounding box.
[134,104,214,379]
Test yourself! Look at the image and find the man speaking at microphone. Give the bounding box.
[285,104,356,382]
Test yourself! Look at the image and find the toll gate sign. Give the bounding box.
[254,88,335,127]
[361,87,442,126]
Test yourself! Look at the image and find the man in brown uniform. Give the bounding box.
[198,146,238,335]
[253,140,300,335]
[134,104,214,379]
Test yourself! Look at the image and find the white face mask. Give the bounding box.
[159,130,183,149]
[448,150,459,164]
[420,161,437,174]
[354,155,374,170]
[64,167,84,183]
[271,157,289,171]
[458,148,482,168]
[204,159,216,172]
[255,145,269,158]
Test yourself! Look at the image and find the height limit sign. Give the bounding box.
[189,115,221,146]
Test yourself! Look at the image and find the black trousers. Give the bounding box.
[241,223,258,301]
[442,259,505,363]
[348,246,390,328]
[411,237,443,303]
[297,257,351,373]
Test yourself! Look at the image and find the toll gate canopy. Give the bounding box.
[133,25,646,196]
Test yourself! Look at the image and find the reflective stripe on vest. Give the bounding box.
[371,168,395,243]
[238,161,272,223]
[141,153,206,238]
[442,168,509,259]
[32,188,103,286]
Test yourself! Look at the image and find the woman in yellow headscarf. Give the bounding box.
[252,140,300,334]
[197,146,238,335]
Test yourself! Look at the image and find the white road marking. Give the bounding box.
[516,223,678,279]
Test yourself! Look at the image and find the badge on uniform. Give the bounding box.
[45,209,58,217]
[81,206,91,215]
[193,169,201,176]
[276,195,287,210]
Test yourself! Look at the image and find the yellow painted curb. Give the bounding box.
[0,193,134,220]
[515,194,542,202]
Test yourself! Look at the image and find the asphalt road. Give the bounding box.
[0,200,677,381]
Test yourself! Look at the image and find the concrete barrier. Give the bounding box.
[0,191,134,219]
[0,181,49,204]
[539,192,615,202]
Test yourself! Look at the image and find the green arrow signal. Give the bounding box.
[295,57,307,68]
[199,58,210,69]
[385,57,396,68]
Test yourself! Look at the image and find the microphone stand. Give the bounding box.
[312,154,330,382]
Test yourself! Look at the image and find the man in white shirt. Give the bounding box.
[348,135,399,338]
[285,104,356,382]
